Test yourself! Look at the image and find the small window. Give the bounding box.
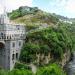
[12,54,15,60]
[4,34,6,39]
[19,41,21,46]
[12,35,14,37]
[7,36,9,39]
[1,33,4,39]
[10,36,11,39]
[16,53,18,59]
[18,28,20,30]
[1,33,3,36]
[12,42,15,47]
[2,36,3,39]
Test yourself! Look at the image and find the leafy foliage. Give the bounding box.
[0,69,33,75]
[20,27,72,63]
[15,62,30,70]
[9,6,39,20]
[8,6,75,75]
[36,63,66,75]
[0,63,66,75]
[9,6,59,28]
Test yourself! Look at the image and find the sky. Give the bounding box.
[0,0,75,18]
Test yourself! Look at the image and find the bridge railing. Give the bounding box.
[0,34,26,40]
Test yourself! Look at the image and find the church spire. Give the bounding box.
[0,6,9,24]
[0,0,9,24]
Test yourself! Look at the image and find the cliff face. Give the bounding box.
[32,51,71,67]
[9,6,73,68]
[60,50,71,67]
[20,26,72,68]
[35,53,51,65]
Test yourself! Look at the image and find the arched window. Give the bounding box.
[16,53,18,59]
[1,33,3,36]
[10,35,11,39]
[12,42,15,47]
[19,41,21,46]
[7,36,9,39]
[1,33,3,39]
[12,54,15,60]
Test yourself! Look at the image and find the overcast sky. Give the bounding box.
[0,0,75,18]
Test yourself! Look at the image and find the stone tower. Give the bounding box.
[0,8,25,70]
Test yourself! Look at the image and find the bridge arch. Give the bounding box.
[0,41,5,50]
[0,42,5,49]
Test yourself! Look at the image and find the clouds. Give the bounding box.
[62,0,75,17]
[6,0,33,12]
[0,0,75,17]
[49,0,75,18]
[65,0,75,13]
[0,0,33,12]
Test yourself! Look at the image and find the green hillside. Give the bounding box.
[7,6,75,75]
[9,6,59,30]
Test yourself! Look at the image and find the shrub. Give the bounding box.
[36,63,66,75]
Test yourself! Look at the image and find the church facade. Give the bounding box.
[0,11,25,70]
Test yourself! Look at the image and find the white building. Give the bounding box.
[0,9,25,70]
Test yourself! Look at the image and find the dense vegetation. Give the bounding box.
[20,24,72,61]
[36,63,66,75]
[0,69,33,75]
[0,63,66,75]
[9,6,59,31]
[7,6,75,75]
[9,6,39,19]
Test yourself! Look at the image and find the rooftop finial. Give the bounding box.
[0,0,10,24]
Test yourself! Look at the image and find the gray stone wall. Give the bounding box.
[0,13,25,70]
[0,24,25,70]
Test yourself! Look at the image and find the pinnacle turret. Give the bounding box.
[0,6,9,24]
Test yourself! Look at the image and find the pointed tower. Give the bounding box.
[3,6,10,24]
[0,4,25,70]
[0,6,9,24]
